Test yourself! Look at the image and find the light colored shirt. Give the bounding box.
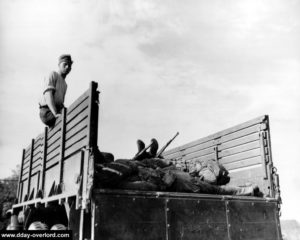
[39,71,67,111]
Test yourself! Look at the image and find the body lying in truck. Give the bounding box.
[93,140,261,197]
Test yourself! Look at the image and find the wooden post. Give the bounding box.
[259,132,268,180]
[58,108,67,187]
[41,127,48,197]
[17,149,25,203]
[81,82,99,209]
[87,81,99,148]
[27,139,35,198]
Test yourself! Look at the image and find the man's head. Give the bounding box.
[58,54,73,77]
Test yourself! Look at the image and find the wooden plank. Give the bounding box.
[66,124,88,143]
[41,127,48,197]
[219,148,261,165]
[67,89,89,114]
[219,141,260,158]
[32,150,43,162]
[66,114,88,133]
[164,116,267,156]
[164,138,213,156]
[164,140,215,160]
[218,133,260,151]
[66,100,89,125]
[180,147,215,162]
[47,121,62,139]
[27,139,34,197]
[24,147,31,159]
[23,154,30,163]
[33,141,43,151]
[220,124,261,143]
[65,138,87,158]
[47,130,61,146]
[223,156,262,171]
[58,108,67,185]
[65,131,87,149]
[45,155,60,169]
[31,164,42,175]
[47,138,61,154]
[17,149,25,202]
[32,157,42,168]
[182,153,215,163]
[47,145,60,161]
[23,160,30,170]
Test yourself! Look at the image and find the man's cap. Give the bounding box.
[58,54,73,64]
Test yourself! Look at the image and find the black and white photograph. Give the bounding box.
[0,0,299,239]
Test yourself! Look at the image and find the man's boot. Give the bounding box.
[137,139,145,153]
[149,138,159,157]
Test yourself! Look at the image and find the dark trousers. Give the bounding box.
[39,106,56,128]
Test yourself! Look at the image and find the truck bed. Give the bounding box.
[11,82,282,240]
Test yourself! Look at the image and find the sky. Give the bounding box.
[0,0,299,222]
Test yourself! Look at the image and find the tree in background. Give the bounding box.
[0,165,20,230]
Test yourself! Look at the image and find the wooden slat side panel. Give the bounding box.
[164,115,266,156]
[164,140,215,160]
[47,138,61,155]
[32,158,42,168]
[47,130,61,147]
[47,121,62,139]
[23,158,30,170]
[46,146,61,163]
[183,153,215,163]
[45,155,60,169]
[31,165,42,175]
[65,116,88,141]
[219,148,261,165]
[22,171,29,181]
[67,90,89,114]
[64,139,87,158]
[65,129,87,149]
[66,98,89,124]
[220,124,261,143]
[66,125,88,147]
[32,150,43,163]
[218,133,260,151]
[66,113,88,133]
[219,141,260,158]
[33,141,43,152]
[181,147,215,162]
[223,156,261,171]
[24,146,31,159]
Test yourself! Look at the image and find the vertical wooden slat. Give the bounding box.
[87,81,99,148]
[27,139,35,198]
[17,149,25,203]
[81,82,99,209]
[41,127,48,197]
[59,108,67,186]
[259,132,268,180]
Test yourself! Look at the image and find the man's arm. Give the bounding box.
[44,91,60,117]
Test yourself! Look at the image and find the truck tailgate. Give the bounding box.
[92,189,281,240]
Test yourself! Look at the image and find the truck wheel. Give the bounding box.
[51,224,67,230]
[28,221,49,230]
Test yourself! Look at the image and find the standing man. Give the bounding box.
[39,54,73,128]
